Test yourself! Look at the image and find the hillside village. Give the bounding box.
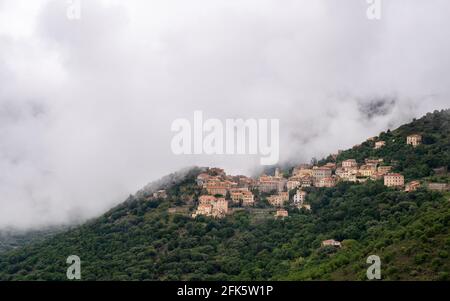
[141,129,450,248]
[151,132,448,225]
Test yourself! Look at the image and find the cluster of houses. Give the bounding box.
[193,168,256,218]
[186,132,449,249]
[191,166,311,219]
[190,133,447,221]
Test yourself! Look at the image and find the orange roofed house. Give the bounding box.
[321,239,341,247]
[205,180,236,196]
[405,181,421,192]
[230,188,255,206]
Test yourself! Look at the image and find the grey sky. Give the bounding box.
[0,0,449,229]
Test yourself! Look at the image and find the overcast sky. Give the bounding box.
[0,0,449,230]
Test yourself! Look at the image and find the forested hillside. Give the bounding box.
[0,109,449,281]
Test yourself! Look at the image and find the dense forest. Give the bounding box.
[0,109,449,280]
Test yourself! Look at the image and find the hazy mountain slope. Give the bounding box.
[0,109,448,281]
[0,227,65,254]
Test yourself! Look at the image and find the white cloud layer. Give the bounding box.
[0,0,449,229]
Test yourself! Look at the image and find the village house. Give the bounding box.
[211,198,228,218]
[342,159,358,168]
[321,239,342,248]
[258,175,286,193]
[205,181,228,196]
[377,165,392,175]
[205,179,236,196]
[241,191,255,206]
[299,175,313,187]
[293,190,310,210]
[193,196,229,218]
[293,190,307,205]
[312,166,332,184]
[199,195,217,204]
[230,188,255,206]
[193,203,213,217]
[267,194,286,207]
[236,176,256,189]
[279,191,289,202]
[230,188,248,203]
[374,141,386,149]
[275,209,289,218]
[336,167,357,182]
[407,134,422,147]
[405,181,421,192]
[384,173,405,187]
[287,180,301,191]
[316,176,337,188]
[358,165,376,177]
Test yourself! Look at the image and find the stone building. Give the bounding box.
[407,134,422,147]
[384,173,405,187]
[342,159,358,168]
[293,190,308,209]
[287,180,301,191]
[193,196,228,218]
[317,176,337,188]
[258,175,286,193]
[267,194,285,207]
[358,165,376,177]
[275,209,289,218]
[312,167,332,183]
[230,188,255,206]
